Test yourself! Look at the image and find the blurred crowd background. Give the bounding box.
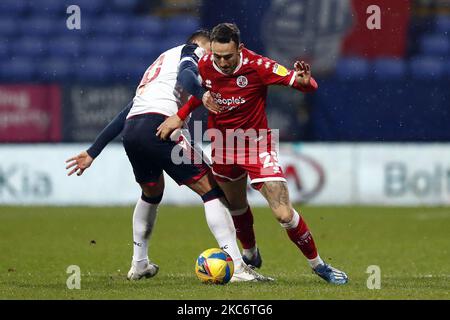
[0,0,449,144]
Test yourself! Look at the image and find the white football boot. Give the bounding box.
[230,263,274,282]
[127,260,159,280]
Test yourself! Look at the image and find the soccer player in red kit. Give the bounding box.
[157,23,348,284]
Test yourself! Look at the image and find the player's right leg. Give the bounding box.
[215,174,262,268]
[259,181,348,285]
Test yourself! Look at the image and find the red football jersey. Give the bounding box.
[197,47,318,133]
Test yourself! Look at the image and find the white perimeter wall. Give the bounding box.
[0,143,449,206]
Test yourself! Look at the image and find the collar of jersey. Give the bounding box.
[212,51,243,76]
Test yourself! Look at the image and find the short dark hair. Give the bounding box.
[210,23,240,45]
[186,29,210,44]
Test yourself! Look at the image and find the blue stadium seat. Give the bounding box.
[74,57,112,83]
[166,16,200,37]
[19,18,56,37]
[28,0,66,17]
[435,16,450,33]
[93,15,130,37]
[445,60,450,78]
[0,58,36,81]
[39,57,73,82]
[130,17,164,38]
[125,38,161,60]
[84,38,122,57]
[372,58,406,79]
[0,0,28,17]
[335,58,370,80]
[112,60,147,83]
[409,56,445,79]
[0,39,9,60]
[57,17,95,37]
[63,0,105,16]
[0,17,18,38]
[420,34,450,56]
[112,0,140,12]
[47,37,82,58]
[159,36,188,51]
[11,37,47,58]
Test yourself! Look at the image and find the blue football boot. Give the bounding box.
[313,263,349,285]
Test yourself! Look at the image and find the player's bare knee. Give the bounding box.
[274,208,294,224]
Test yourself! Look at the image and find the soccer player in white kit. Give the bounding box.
[66,30,270,282]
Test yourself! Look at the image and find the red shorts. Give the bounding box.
[210,131,286,190]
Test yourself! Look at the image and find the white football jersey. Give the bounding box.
[127,44,205,119]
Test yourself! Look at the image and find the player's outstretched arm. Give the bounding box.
[85,101,133,159]
[65,101,132,177]
[65,151,93,176]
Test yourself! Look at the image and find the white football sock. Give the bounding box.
[132,198,158,263]
[308,255,324,269]
[203,198,244,272]
[242,246,258,259]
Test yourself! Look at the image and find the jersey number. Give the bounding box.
[259,151,281,173]
[137,54,165,95]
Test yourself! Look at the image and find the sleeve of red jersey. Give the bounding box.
[177,96,202,121]
[255,57,318,93]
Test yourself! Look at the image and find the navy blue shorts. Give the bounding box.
[122,113,210,186]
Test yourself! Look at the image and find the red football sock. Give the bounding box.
[231,206,256,249]
[286,213,318,260]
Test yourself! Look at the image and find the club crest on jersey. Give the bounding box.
[205,79,212,89]
[236,76,248,88]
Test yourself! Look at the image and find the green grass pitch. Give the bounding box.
[0,205,448,299]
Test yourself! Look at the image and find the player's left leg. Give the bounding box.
[258,180,348,285]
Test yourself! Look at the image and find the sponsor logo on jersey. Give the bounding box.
[273,63,288,76]
[236,76,248,88]
[211,92,246,110]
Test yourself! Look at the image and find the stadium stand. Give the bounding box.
[0,0,200,84]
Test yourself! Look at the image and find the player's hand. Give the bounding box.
[202,91,221,114]
[156,114,184,140]
[294,60,311,86]
[65,151,94,176]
